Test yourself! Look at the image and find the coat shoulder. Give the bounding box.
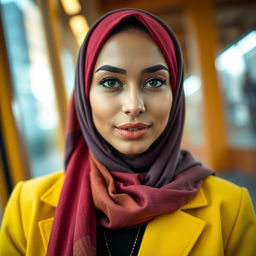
[202,175,245,200]
[200,175,254,225]
[0,172,64,256]
[203,175,242,195]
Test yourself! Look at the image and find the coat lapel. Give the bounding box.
[38,217,54,252]
[38,175,64,251]
[138,188,208,256]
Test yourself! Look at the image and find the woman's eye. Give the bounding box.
[99,78,122,89]
[144,78,166,88]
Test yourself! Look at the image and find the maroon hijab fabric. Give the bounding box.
[47,9,213,256]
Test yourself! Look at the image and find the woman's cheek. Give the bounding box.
[148,92,172,119]
[90,92,118,126]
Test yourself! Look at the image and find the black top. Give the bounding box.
[97,225,147,256]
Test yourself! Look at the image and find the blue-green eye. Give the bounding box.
[144,78,166,88]
[99,78,122,88]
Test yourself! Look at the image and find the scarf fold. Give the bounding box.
[89,152,208,229]
[47,8,214,256]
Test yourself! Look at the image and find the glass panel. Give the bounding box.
[216,31,256,149]
[61,47,76,97]
[57,2,89,98]
[1,0,63,177]
[58,11,88,98]
[184,75,204,147]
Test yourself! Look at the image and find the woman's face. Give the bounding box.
[90,29,173,156]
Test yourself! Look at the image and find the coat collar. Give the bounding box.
[40,173,64,207]
[39,174,209,255]
[181,186,208,210]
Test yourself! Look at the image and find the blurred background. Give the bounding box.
[0,0,256,219]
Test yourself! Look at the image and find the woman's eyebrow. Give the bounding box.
[95,65,126,74]
[141,65,169,74]
[95,64,169,74]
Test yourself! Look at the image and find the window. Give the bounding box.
[1,0,63,177]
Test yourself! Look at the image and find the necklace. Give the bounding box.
[103,227,141,256]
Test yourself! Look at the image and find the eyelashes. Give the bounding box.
[98,76,167,89]
[99,77,122,89]
[144,77,166,88]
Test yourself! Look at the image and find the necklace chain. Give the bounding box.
[103,227,141,256]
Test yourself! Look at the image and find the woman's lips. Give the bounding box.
[115,123,150,139]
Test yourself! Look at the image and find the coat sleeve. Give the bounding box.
[225,188,256,256]
[0,182,26,256]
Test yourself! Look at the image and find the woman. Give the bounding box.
[0,8,255,256]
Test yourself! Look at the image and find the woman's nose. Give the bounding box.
[122,88,145,116]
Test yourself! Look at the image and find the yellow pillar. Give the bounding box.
[38,0,68,147]
[184,0,230,171]
[0,18,30,188]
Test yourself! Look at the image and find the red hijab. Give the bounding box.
[47,9,213,256]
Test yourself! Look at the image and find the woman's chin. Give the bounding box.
[113,145,151,158]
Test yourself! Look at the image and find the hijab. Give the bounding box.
[47,8,213,256]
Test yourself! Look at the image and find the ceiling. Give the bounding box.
[48,0,256,76]
[82,0,255,73]
[93,0,256,49]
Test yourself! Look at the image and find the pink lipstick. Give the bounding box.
[115,123,150,139]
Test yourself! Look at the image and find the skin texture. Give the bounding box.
[90,29,173,156]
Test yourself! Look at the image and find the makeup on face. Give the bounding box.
[90,29,173,156]
[95,64,169,74]
[115,122,151,140]
[94,64,169,92]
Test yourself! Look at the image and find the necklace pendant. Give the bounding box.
[103,227,141,256]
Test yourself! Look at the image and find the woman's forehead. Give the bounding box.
[94,30,168,71]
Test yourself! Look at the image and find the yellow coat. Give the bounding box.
[0,171,255,256]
